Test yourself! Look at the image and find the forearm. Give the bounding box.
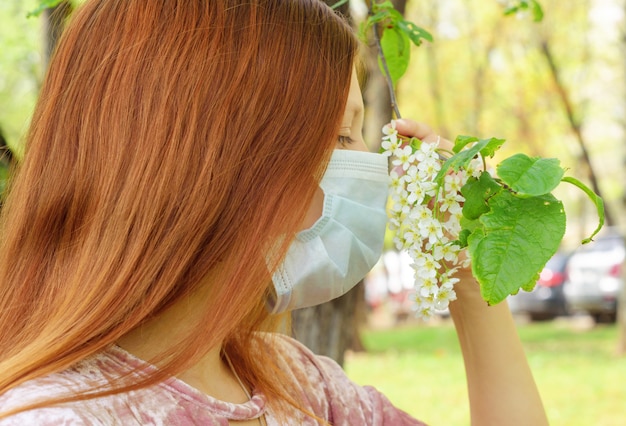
[390,118,548,423]
[449,271,548,426]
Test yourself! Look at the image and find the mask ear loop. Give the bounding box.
[266,281,291,314]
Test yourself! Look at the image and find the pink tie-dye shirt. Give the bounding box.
[0,334,426,425]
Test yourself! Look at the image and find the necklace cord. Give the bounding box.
[223,350,267,426]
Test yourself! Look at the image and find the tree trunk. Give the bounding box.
[362,46,392,151]
[291,282,365,366]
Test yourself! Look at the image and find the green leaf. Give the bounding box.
[503,0,544,22]
[378,27,411,85]
[521,273,539,292]
[467,190,566,305]
[478,137,506,158]
[503,5,521,16]
[457,229,472,248]
[460,172,502,220]
[409,137,421,151]
[397,20,433,46]
[453,135,479,153]
[561,176,605,244]
[386,9,404,24]
[331,0,349,10]
[368,10,390,24]
[530,0,544,21]
[434,137,505,193]
[434,138,491,185]
[368,1,403,25]
[27,0,65,18]
[0,162,9,200]
[460,215,482,234]
[372,1,395,12]
[497,154,564,197]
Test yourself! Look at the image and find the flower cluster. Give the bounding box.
[382,121,475,320]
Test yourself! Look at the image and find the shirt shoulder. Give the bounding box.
[266,333,427,426]
[0,406,90,426]
[0,347,225,425]
[0,359,99,425]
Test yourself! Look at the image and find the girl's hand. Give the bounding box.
[392,119,454,151]
[388,117,548,425]
[391,119,492,304]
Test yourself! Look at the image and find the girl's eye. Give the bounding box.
[337,135,355,146]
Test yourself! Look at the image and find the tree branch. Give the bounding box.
[373,22,402,119]
[540,39,613,226]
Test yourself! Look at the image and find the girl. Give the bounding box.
[0,1,547,424]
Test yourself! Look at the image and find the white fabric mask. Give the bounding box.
[268,149,389,313]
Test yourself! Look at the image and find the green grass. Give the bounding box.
[344,320,626,426]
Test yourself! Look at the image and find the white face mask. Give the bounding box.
[268,149,389,313]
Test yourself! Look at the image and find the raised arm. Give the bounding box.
[450,268,548,426]
[393,118,549,426]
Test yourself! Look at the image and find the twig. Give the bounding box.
[373,22,402,119]
[371,10,447,160]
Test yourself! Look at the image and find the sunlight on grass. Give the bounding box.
[344,319,626,426]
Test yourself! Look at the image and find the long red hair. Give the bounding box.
[0,0,357,417]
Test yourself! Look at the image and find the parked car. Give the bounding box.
[563,230,625,322]
[508,251,570,320]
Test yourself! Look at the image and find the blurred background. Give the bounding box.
[1,0,625,424]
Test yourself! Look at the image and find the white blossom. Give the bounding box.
[392,146,415,171]
[381,121,400,156]
[381,128,485,319]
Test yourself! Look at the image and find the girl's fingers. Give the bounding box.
[394,119,434,141]
[392,119,453,150]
